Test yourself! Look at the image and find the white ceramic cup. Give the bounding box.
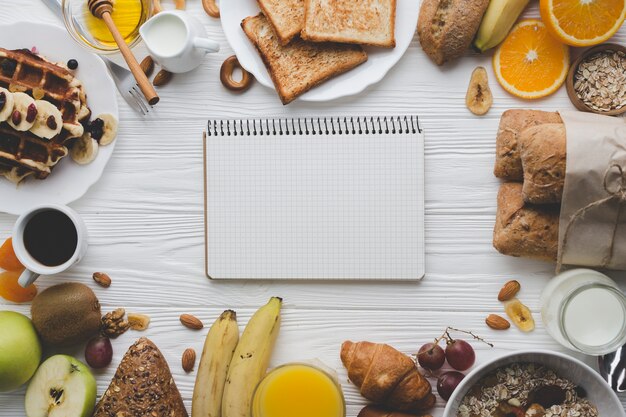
[139,10,220,73]
[12,204,88,288]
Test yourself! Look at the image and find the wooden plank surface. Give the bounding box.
[1,1,625,416]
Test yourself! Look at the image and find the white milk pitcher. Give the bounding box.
[140,10,220,73]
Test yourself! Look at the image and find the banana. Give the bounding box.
[192,310,239,417]
[0,88,14,122]
[70,133,99,165]
[466,66,493,116]
[7,92,36,131]
[474,0,531,52]
[91,113,118,146]
[30,100,63,139]
[222,297,282,417]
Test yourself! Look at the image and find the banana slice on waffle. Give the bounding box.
[30,100,63,139]
[0,87,14,121]
[7,92,36,131]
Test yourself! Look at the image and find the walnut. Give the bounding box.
[101,308,130,338]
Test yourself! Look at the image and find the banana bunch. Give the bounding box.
[191,297,282,417]
[474,0,531,52]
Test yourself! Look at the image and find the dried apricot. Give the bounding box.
[0,238,24,271]
[0,270,37,303]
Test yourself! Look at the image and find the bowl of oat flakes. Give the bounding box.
[443,350,625,417]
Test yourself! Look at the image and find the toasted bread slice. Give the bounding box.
[241,14,368,104]
[302,0,396,48]
[257,0,305,45]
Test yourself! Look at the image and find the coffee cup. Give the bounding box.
[12,204,88,288]
[139,10,220,73]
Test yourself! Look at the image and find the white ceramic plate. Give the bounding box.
[0,22,119,215]
[221,0,420,102]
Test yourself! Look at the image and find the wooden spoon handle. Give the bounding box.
[101,12,160,105]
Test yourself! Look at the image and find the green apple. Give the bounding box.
[0,310,42,392]
[25,355,96,417]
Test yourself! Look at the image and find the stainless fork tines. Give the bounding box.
[101,57,151,116]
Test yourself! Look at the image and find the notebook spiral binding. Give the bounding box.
[206,116,421,137]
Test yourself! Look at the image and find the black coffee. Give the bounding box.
[23,210,78,266]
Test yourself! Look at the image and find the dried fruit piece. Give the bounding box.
[486,314,510,330]
[0,237,24,271]
[0,270,37,303]
[11,110,21,125]
[32,87,45,100]
[505,299,535,332]
[498,279,521,301]
[466,66,493,115]
[127,313,150,330]
[153,69,173,87]
[180,313,203,330]
[92,272,111,288]
[525,403,546,417]
[140,56,154,77]
[26,103,37,123]
[182,348,196,372]
[46,115,58,130]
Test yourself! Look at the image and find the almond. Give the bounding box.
[153,69,172,87]
[140,56,154,77]
[486,314,510,330]
[182,348,196,372]
[180,313,203,330]
[127,313,150,331]
[498,280,521,301]
[92,272,112,287]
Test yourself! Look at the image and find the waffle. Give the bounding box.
[0,48,90,182]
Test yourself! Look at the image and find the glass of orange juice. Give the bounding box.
[252,363,346,417]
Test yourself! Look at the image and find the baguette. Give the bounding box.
[417,0,490,65]
[494,109,563,181]
[519,123,566,204]
[257,0,305,45]
[241,13,367,104]
[301,0,396,48]
[493,182,559,262]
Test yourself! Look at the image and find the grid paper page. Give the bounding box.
[204,118,424,280]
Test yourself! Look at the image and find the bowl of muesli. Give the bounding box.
[443,350,625,417]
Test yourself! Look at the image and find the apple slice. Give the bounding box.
[25,355,96,417]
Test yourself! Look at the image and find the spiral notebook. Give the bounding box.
[203,116,425,280]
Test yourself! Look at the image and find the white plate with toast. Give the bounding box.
[221,0,420,103]
[0,22,118,215]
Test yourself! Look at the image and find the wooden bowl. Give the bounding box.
[565,43,626,116]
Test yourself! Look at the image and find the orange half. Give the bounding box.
[540,0,626,47]
[493,19,570,100]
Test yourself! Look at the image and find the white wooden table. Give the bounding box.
[1,2,625,416]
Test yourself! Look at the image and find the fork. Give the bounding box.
[42,0,152,115]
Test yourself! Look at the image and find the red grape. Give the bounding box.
[445,339,475,371]
[417,342,445,370]
[85,336,113,369]
[437,371,465,401]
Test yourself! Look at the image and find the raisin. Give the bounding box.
[46,115,58,130]
[0,92,5,111]
[26,103,37,123]
[11,110,21,125]
[89,118,104,140]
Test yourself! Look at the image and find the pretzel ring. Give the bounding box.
[152,0,185,13]
[202,0,220,18]
[220,56,253,92]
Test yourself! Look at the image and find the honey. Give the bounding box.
[252,363,345,417]
[83,0,146,46]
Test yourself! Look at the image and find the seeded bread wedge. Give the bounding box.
[242,13,368,104]
[301,0,396,47]
[93,337,188,417]
[417,0,490,65]
[257,0,305,45]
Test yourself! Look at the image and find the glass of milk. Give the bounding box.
[541,268,626,355]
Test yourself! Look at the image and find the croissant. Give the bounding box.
[341,341,436,413]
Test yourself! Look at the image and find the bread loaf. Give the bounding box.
[494,110,562,180]
[519,123,566,204]
[417,0,490,65]
[493,183,559,261]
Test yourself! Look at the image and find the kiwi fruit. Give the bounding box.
[31,282,101,346]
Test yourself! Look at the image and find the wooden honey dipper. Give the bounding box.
[88,0,159,105]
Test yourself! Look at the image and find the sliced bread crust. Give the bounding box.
[257,0,305,45]
[301,0,396,48]
[242,13,368,104]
